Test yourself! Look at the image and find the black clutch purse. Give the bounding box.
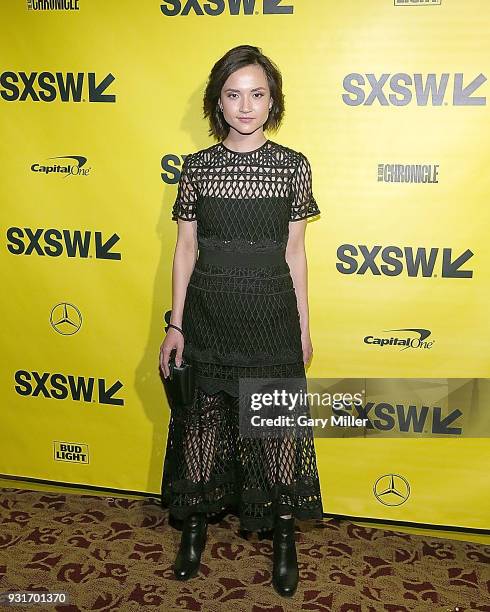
[163,310,195,406]
[165,348,195,406]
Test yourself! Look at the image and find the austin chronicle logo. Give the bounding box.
[50,303,82,335]
[27,0,81,9]
[373,474,411,506]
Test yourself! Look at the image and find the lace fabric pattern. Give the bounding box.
[171,140,321,224]
[163,140,323,531]
[161,388,324,532]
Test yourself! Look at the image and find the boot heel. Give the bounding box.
[173,513,208,581]
[272,516,299,597]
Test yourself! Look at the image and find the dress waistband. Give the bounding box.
[197,245,286,268]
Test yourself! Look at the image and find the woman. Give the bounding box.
[159,44,323,598]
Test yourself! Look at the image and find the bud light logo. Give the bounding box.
[54,442,89,464]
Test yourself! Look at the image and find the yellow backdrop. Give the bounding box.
[1,0,489,540]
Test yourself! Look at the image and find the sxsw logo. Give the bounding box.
[15,370,124,405]
[6,227,121,260]
[160,0,293,16]
[336,245,473,278]
[161,154,189,184]
[342,73,487,106]
[394,0,441,5]
[0,72,116,103]
[338,401,462,435]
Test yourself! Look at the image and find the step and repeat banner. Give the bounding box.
[1,0,489,533]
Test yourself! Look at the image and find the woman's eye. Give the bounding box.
[226,93,264,99]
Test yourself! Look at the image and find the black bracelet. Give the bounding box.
[166,322,184,337]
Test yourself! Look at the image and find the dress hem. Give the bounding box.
[161,496,324,533]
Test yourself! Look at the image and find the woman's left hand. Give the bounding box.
[301,330,313,366]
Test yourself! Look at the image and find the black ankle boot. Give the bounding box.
[173,512,207,580]
[272,515,299,597]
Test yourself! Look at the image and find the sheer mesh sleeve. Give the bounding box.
[171,154,198,222]
[289,153,320,221]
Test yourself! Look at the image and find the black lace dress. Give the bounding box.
[161,139,324,532]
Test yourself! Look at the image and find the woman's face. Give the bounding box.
[219,64,272,136]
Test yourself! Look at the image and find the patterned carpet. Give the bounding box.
[0,488,488,611]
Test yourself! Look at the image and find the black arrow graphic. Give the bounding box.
[263,0,294,14]
[95,232,121,260]
[98,379,124,406]
[453,73,487,106]
[88,72,116,103]
[442,248,473,278]
[432,407,463,435]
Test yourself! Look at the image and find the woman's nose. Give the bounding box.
[240,97,252,112]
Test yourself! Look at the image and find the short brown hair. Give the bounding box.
[203,45,285,141]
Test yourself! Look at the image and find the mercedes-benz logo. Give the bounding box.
[373,473,410,506]
[50,303,82,335]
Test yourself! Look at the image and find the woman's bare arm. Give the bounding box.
[170,220,198,326]
[285,219,313,365]
[160,219,197,376]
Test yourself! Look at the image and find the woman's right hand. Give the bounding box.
[159,329,185,378]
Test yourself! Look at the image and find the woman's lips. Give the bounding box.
[238,117,254,122]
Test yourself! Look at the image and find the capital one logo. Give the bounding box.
[342,73,486,106]
[365,328,435,351]
[0,72,116,103]
[160,0,293,16]
[32,155,91,178]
